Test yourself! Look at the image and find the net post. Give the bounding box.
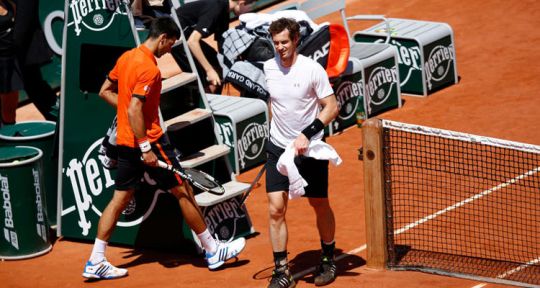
[362,118,388,270]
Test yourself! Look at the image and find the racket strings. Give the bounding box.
[185,169,225,195]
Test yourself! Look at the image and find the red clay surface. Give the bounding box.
[2,0,539,287]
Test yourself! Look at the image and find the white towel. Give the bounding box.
[277,140,342,199]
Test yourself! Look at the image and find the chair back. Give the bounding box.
[299,0,352,42]
[326,24,350,78]
[299,0,346,20]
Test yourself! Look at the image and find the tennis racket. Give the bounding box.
[157,160,225,195]
[238,164,266,206]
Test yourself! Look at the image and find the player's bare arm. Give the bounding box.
[128,96,157,166]
[98,78,118,107]
[294,94,339,154]
[317,93,339,125]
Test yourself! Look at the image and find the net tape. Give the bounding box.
[382,119,540,154]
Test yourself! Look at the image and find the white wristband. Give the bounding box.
[139,140,151,153]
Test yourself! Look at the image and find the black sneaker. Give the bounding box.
[314,256,337,286]
[268,269,296,288]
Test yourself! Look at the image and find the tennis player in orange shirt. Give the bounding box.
[82,17,246,280]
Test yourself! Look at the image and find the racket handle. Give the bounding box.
[157,160,172,171]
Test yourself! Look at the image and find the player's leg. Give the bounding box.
[154,136,245,270]
[267,192,295,288]
[83,146,143,280]
[170,182,205,232]
[309,197,337,286]
[304,157,337,286]
[82,189,133,279]
[96,190,135,241]
[309,198,336,243]
[266,142,295,288]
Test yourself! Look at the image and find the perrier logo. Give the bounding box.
[69,0,124,36]
[237,122,268,169]
[365,66,398,114]
[425,44,455,90]
[335,80,362,121]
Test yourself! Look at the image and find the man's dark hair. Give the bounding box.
[147,17,180,40]
[268,18,300,41]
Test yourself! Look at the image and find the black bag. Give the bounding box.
[241,37,274,62]
[297,24,330,70]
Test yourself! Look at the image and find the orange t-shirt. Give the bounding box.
[108,45,163,148]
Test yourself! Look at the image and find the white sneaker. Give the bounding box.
[82,259,128,279]
[205,237,246,270]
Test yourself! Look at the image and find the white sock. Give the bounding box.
[197,229,217,254]
[323,240,335,246]
[89,238,107,264]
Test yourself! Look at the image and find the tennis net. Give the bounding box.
[364,119,540,287]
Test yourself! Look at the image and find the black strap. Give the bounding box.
[301,118,324,139]
[133,94,146,102]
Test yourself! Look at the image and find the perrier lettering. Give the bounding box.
[366,66,398,105]
[70,0,121,36]
[424,44,455,89]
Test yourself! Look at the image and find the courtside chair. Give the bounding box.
[298,0,402,134]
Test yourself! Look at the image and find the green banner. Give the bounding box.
[422,35,456,93]
[39,0,64,91]
[354,35,424,95]
[59,1,254,249]
[59,0,159,245]
[363,57,400,116]
[201,196,254,240]
[215,114,268,174]
[354,34,457,95]
[330,74,365,134]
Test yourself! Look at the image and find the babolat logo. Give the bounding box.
[335,81,362,121]
[32,169,47,242]
[425,44,455,90]
[69,0,123,36]
[64,138,159,236]
[237,122,268,169]
[1,174,18,250]
[366,66,398,113]
[202,197,246,240]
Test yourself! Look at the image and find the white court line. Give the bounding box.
[471,284,487,288]
[496,257,540,279]
[394,166,540,235]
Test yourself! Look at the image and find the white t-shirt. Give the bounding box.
[264,54,333,149]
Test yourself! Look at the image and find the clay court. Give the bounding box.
[2,0,539,287]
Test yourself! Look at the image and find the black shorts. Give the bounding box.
[265,141,329,198]
[115,135,183,191]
